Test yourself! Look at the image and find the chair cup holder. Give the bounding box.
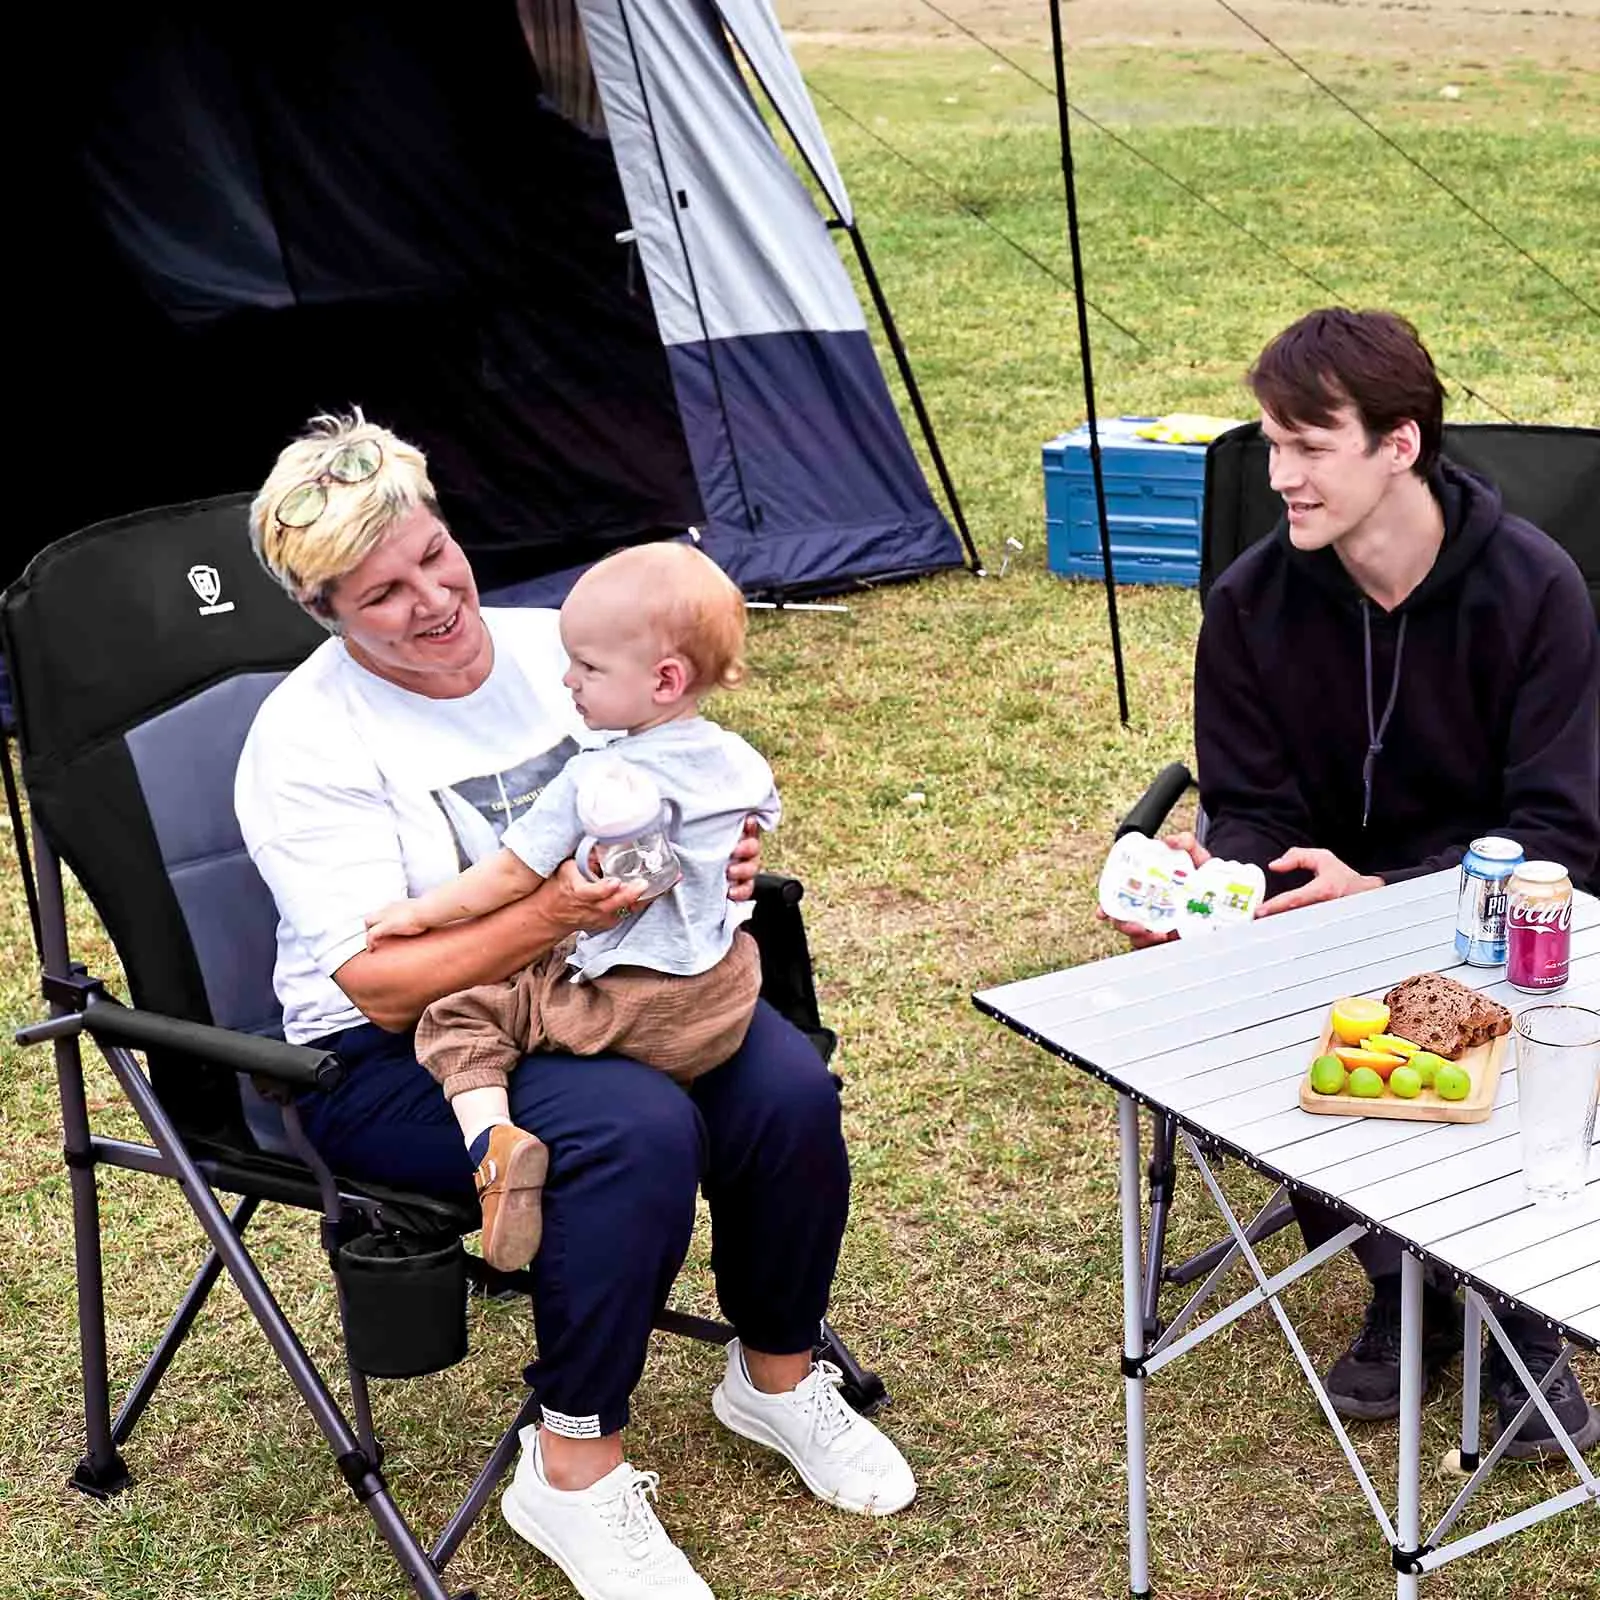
[335,1230,468,1378]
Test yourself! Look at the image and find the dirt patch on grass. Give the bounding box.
[780,0,1600,68]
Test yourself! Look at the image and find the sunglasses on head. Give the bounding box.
[273,439,383,529]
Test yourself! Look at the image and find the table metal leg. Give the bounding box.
[1459,1293,1482,1472]
[1119,1095,1152,1598]
[1395,1251,1424,1599]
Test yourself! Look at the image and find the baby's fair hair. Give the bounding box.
[577,542,747,692]
[249,410,439,621]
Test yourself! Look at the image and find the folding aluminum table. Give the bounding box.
[975,869,1599,1597]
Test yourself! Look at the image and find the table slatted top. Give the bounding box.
[975,871,1600,1348]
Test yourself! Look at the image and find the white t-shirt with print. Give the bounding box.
[235,608,602,1043]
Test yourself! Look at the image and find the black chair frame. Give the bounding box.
[9,819,880,1599]
[1,493,884,1600]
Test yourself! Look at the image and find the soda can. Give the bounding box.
[1454,836,1524,965]
[1506,861,1573,993]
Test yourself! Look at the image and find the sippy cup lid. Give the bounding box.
[575,755,663,838]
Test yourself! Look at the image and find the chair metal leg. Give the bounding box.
[99,1043,454,1600]
[57,1031,131,1498]
[1162,1192,1297,1290]
[112,1193,260,1449]
[653,1306,737,1346]
[432,1392,542,1569]
[816,1318,889,1416]
[1118,1096,1152,1598]
[38,827,129,1497]
[1141,1113,1177,1341]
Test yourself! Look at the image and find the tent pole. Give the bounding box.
[836,221,984,574]
[1048,0,1131,727]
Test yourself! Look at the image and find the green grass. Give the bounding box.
[3,9,1598,1598]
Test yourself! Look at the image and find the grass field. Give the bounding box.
[4,3,1598,1596]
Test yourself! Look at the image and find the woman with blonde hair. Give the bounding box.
[235,413,914,1600]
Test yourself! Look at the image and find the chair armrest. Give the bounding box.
[753,871,803,908]
[1116,763,1194,841]
[79,996,344,1092]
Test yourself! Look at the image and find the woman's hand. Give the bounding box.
[1095,831,1213,948]
[543,859,647,934]
[727,816,762,903]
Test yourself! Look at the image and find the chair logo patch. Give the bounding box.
[187,565,235,617]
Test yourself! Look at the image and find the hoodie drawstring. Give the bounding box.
[1361,601,1408,830]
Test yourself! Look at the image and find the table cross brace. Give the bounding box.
[1179,1128,1400,1545]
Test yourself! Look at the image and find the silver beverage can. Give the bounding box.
[1454,836,1524,965]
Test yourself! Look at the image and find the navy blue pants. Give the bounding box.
[298,1000,849,1436]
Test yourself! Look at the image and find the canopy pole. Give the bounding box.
[833,220,984,574]
[1048,0,1130,727]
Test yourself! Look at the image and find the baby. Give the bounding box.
[365,542,779,1271]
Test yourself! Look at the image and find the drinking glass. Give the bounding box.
[1514,1005,1600,1207]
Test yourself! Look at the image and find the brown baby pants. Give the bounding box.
[416,930,762,1095]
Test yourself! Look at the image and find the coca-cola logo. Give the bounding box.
[1509,899,1573,933]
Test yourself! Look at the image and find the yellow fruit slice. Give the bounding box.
[1335,1047,1406,1080]
[1361,1034,1421,1057]
[1329,997,1391,1046]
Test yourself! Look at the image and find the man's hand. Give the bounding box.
[727,816,762,902]
[1258,847,1384,917]
[365,900,430,948]
[1096,831,1212,948]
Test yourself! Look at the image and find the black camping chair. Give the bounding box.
[1120,421,1600,1339]
[0,494,884,1600]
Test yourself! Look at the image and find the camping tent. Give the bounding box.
[26,0,972,602]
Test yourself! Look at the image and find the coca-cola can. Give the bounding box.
[1506,861,1573,993]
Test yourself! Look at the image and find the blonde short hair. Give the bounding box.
[249,410,438,615]
[578,542,748,692]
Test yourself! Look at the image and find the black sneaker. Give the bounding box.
[1487,1329,1600,1461]
[1322,1277,1463,1421]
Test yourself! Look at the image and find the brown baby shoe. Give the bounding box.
[475,1125,549,1272]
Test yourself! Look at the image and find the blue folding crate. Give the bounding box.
[1043,417,1209,587]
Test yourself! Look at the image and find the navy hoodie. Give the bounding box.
[1195,460,1600,892]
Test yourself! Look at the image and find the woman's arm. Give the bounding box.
[351,818,765,1027]
[337,861,641,1031]
[366,847,545,944]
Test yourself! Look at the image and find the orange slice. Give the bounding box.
[1329,997,1391,1046]
[1335,1047,1406,1080]
[1362,1034,1421,1057]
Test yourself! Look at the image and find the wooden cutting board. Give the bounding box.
[1298,1025,1507,1124]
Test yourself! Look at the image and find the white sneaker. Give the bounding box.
[500,1427,714,1600]
[711,1339,916,1516]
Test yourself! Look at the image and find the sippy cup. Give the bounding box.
[574,756,682,903]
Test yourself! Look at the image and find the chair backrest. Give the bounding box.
[1,495,326,1139]
[1201,422,1600,612]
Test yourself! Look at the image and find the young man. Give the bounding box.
[1146,309,1599,1454]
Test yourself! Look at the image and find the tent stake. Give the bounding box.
[1048,0,1131,727]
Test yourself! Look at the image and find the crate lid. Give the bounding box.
[1045,414,1243,450]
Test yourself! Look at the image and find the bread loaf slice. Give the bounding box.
[1382,972,1512,1060]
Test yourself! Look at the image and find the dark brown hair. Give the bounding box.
[1248,309,1446,474]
